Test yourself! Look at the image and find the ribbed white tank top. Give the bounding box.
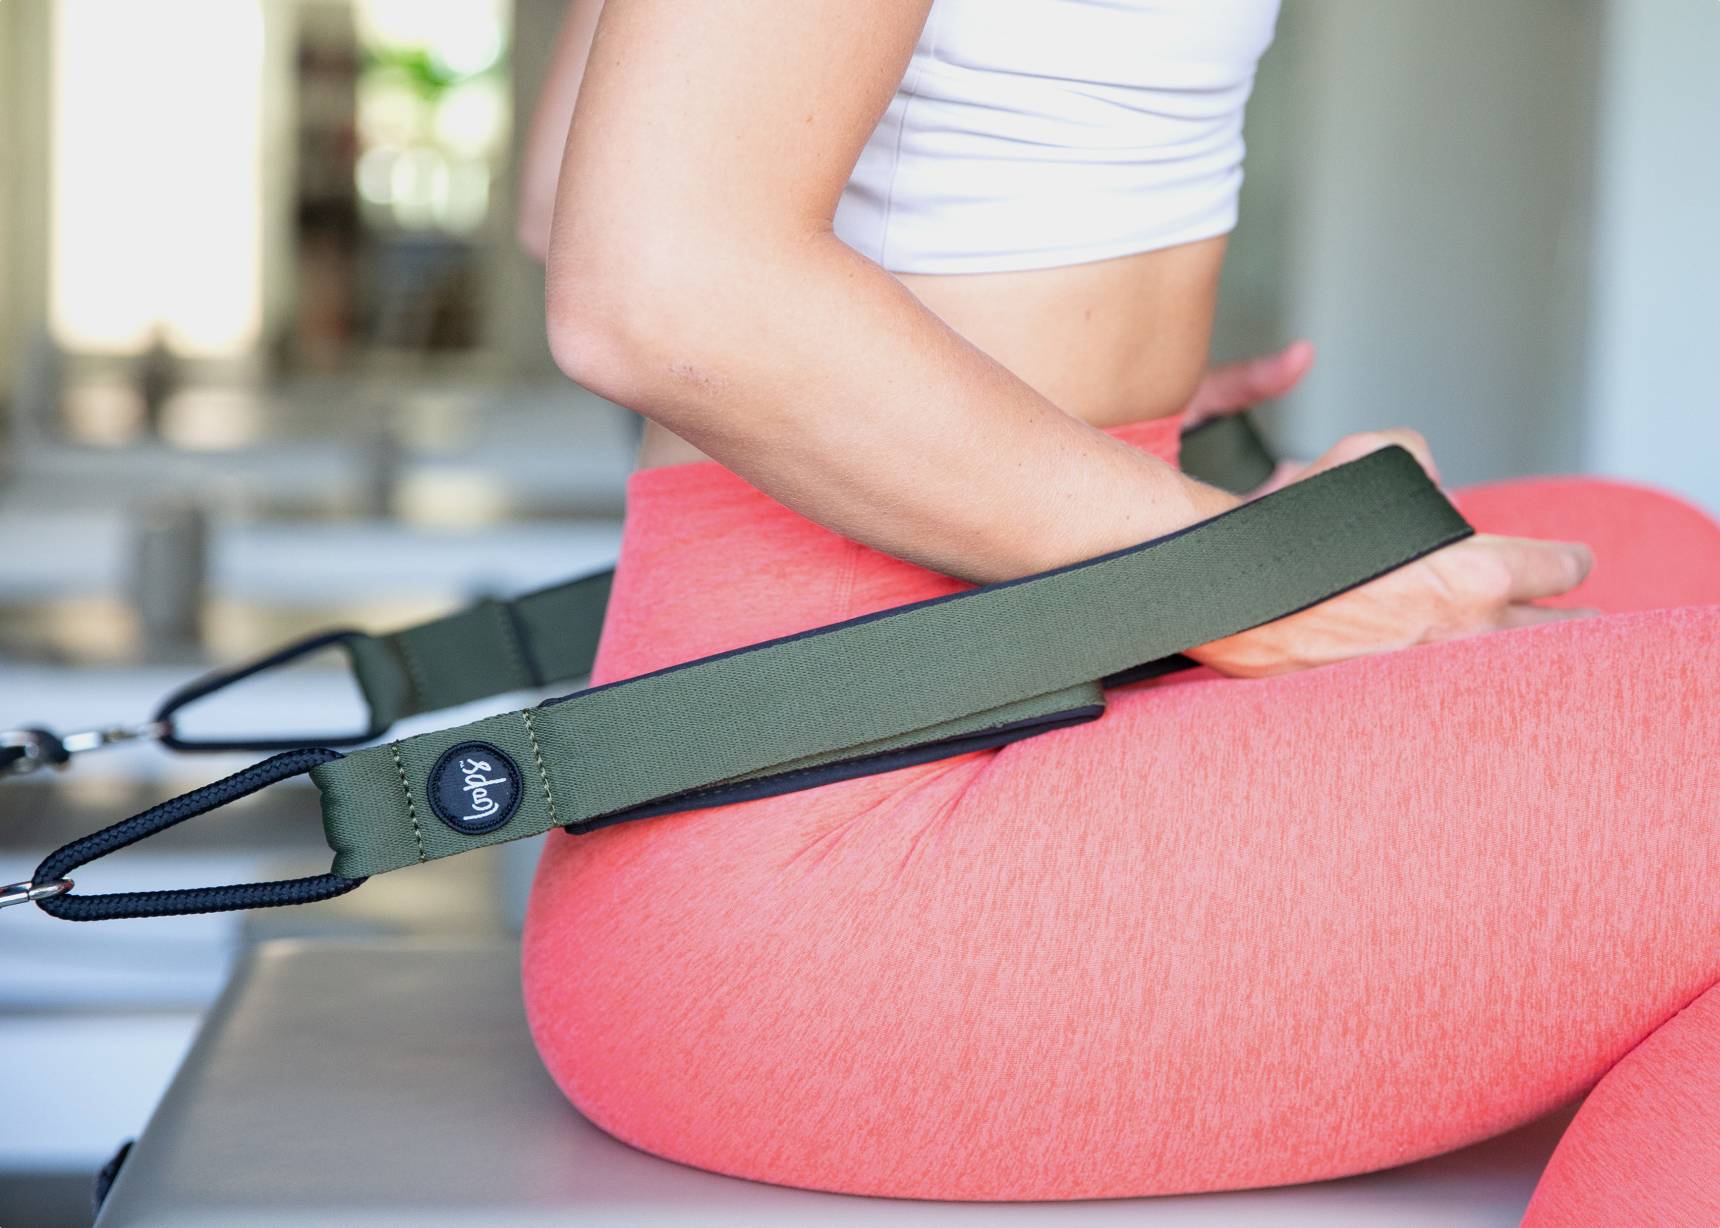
[834,0,1283,274]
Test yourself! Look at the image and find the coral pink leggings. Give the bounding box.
[523,411,1720,1211]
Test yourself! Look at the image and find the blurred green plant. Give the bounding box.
[361,45,498,100]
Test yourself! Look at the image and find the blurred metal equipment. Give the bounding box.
[125,497,209,659]
[134,329,180,439]
[1,720,167,779]
[9,327,65,450]
[93,939,1575,1226]
[360,419,402,518]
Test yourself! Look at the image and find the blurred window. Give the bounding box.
[50,0,265,358]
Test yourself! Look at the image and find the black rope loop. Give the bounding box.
[152,629,387,753]
[33,747,366,922]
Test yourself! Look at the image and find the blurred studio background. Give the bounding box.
[1,1,1716,1223]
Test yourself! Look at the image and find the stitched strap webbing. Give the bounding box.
[346,569,613,728]
[340,413,1269,731]
[315,445,1471,878]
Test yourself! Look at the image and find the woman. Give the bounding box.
[517,0,1720,1215]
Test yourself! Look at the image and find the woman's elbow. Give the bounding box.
[545,246,736,411]
[545,257,663,407]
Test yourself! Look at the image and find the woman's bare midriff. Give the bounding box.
[635,234,1230,469]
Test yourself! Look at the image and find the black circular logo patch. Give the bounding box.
[428,741,522,836]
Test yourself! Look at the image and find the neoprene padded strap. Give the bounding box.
[315,446,1471,879]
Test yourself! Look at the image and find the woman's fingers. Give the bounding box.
[1301,428,1442,486]
[1496,602,1602,631]
[1183,339,1315,425]
[1186,427,1603,677]
[1242,457,1312,500]
[1481,534,1595,603]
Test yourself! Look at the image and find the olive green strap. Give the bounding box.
[146,411,1248,751]
[314,445,1471,879]
[1178,411,1281,495]
[345,569,614,729]
[152,568,617,755]
[335,412,1270,733]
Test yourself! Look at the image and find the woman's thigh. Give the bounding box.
[522,475,1720,1200]
[965,599,1720,1191]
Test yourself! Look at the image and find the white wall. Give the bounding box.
[1217,1,1602,487]
[1583,0,1720,514]
[1224,1,1596,488]
[1220,0,1719,516]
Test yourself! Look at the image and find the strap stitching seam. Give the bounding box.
[491,601,535,689]
[521,710,557,827]
[389,742,427,863]
[391,637,430,714]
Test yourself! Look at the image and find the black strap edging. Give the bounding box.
[34,748,366,922]
[568,649,1205,833]
[574,703,1111,832]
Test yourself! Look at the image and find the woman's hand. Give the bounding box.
[1185,429,1599,678]
[1182,339,1315,431]
[1180,340,1315,498]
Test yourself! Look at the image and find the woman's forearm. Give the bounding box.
[552,230,1237,584]
[545,0,1238,584]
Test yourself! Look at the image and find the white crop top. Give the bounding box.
[833,0,1283,274]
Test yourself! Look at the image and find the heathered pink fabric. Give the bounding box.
[1524,984,1720,1225]
[522,410,1720,1201]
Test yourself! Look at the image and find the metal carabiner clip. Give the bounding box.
[1,721,170,779]
[4,626,376,780]
[0,877,73,910]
